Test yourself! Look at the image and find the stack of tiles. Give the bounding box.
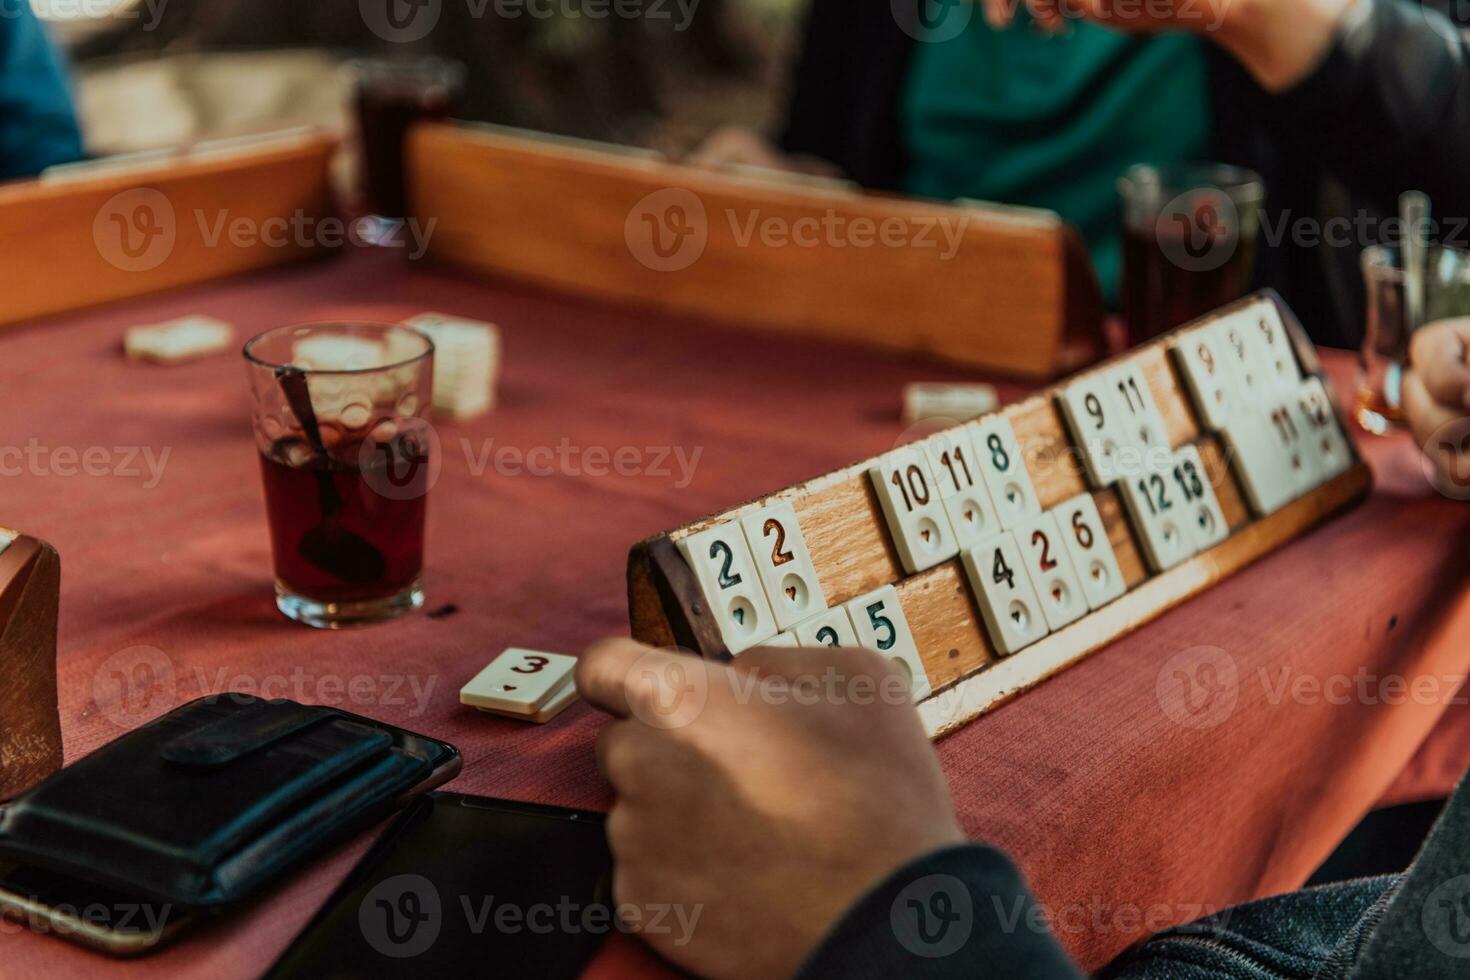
[124,316,233,364]
[460,649,579,724]
[404,313,501,420]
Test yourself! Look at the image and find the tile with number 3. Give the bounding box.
[792,606,860,650]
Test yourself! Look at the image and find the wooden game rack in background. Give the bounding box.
[628,293,1373,738]
[0,531,61,800]
[0,130,338,329]
[407,121,1104,379]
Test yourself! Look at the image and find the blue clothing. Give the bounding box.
[0,2,83,180]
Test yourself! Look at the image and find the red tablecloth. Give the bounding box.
[2,249,1468,976]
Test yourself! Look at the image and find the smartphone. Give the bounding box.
[0,863,191,956]
[267,792,613,979]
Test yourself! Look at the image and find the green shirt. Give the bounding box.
[901,7,1211,306]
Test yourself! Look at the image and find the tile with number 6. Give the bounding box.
[677,523,777,654]
[845,586,932,701]
[968,415,1042,530]
[869,447,959,573]
[962,534,1049,655]
[792,606,860,650]
[1013,512,1088,631]
[1053,493,1127,610]
[739,502,827,631]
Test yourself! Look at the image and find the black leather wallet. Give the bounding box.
[0,694,459,950]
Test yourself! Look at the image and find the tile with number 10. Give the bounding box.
[869,446,959,574]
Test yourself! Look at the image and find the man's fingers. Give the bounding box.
[1404,369,1461,460]
[577,639,716,723]
[576,638,658,719]
[1409,319,1470,411]
[735,643,907,687]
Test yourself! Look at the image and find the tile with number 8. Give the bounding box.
[869,447,959,573]
[1057,377,1126,487]
[845,586,932,701]
[962,533,1049,655]
[792,606,860,650]
[1119,460,1199,573]
[1053,493,1127,610]
[739,502,827,631]
[1012,512,1088,631]
[677,523,777,654]
[968,415,1042,530]
[1170,445,1229,552]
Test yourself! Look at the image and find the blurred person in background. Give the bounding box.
[691,0,1470,348]
[0,0,84,179]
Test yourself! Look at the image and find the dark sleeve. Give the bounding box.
[0,5,84,180]
[1268,0,1470,219]
[796,844,1085,980]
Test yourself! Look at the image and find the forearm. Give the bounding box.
[797,844,1085,980]
[1214,0,1357,92]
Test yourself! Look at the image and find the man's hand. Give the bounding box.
[985,0,1356,92]
[1405,318,1470,491]
[576,639,964,980]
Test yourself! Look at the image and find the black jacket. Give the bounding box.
[778,0,1470,348]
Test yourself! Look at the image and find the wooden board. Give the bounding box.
[0,533,61,800]
[0,132,338,329]
[407,122,1104,379]
[627,292,1372,737]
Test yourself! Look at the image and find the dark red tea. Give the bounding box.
[259,434,428,605]
[1122,218,1256,345]
[356,81,454,219]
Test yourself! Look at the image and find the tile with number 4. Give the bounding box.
[968,415,1042,530]
[1297,377,1353,482]
[1053,493,1127,610]
[739,502,827,631]
[962,534,1049,655]
[845,586,932,701]
[1119,460,1198,573]
[678,523,777,654]
[1056,376,1126,487]
[792,606,860,650]
[870,447,959,573]
[1170,445,1229,553]
[1012,512,1088,631]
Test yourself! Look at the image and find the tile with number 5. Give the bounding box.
[677,523,777,654]
[845,586,932,701]
[739,502,827,631]
[967,415,1042,530]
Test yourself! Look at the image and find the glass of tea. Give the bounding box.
[350,57,465,234]
[1119,163,1265,345]
[1357,243,1470,434]
[243,323,436,629]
